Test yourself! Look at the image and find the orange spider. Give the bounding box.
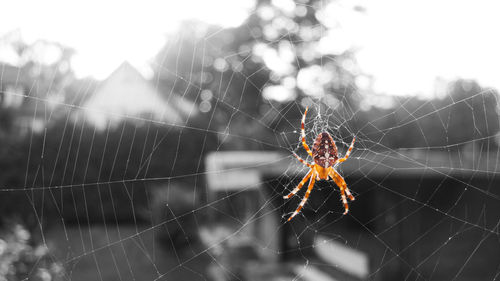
[284,107,356,221]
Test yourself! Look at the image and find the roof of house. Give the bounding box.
[82,62,197,129]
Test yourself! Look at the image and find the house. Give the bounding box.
[1,61,197,137]
[205,148,500,280]
[80,62,197,129]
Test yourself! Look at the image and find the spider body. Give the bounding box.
[284,107,356,221]
[312,132,338,170]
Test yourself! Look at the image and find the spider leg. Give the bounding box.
[292,152,313,168]
[300,107,313,157]
[283,169,313,199]
[287,170,317,221]
[345,187,355,201]
[339,188,349,215]
[329,169,354,215]
[330,169,355,200]
[337,136,356,163]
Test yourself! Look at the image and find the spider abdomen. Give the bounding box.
[312,132,338,168]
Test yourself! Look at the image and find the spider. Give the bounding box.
[284,107,356,221]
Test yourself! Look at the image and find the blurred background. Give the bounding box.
[1,0,500,280]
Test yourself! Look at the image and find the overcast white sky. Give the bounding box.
[1,0,499,97]
[0,0,254,79]
[355,0,500,96]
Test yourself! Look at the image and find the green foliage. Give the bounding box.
[358,79,499,149]
[152,0,362,149]
[0,109,14,134]
[0,222,64,281]
[0,120,216,224]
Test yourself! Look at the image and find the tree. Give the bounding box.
[358,79,500,149]
[0,31,76,105]
[152,0,364,149]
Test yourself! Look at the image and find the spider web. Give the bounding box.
[1,1,500,281]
